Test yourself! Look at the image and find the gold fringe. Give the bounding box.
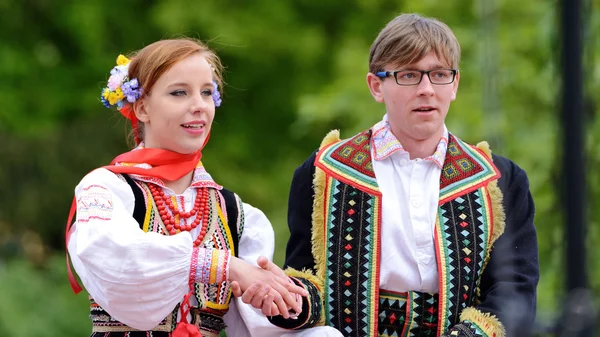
[284,130,341,326]
[475,142,506,303]
[476,141,492,158]
[285,267,322,290]
[312,129,341,283]
[313,130,341,325]
[459,307,506,337]
[475,141,506,245]
[320,130,341,149]
[486,180,506,244]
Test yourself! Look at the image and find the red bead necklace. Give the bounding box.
[148,184,211,246]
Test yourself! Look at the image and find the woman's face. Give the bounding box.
[135,54,216,154]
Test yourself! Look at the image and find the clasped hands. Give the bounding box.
[229,256,307,319]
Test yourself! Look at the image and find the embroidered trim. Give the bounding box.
[316,131,380,195]
[378,290,408,337]
[439,135,500,203]
[76,185,114,223]
[322,178,381,337]
[371,117,448,168]
[305,129,341,325]
[190,247,200,287]
[435,188,492,335]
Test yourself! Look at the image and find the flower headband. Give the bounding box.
[100,54,222,110]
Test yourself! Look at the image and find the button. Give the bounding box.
[400,159,409,166]
[411,199,421,208]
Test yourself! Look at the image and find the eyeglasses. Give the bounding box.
[375,68,458,86]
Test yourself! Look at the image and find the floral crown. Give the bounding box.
[100,54,222,110]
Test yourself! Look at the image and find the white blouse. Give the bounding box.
[67,168,277,334]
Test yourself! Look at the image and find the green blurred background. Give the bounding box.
[0,0,599,336]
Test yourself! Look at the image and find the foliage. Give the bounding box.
[0,0,599,335]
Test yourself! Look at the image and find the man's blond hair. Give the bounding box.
[369,13,461,73]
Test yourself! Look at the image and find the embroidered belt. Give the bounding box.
[378,289,439,337]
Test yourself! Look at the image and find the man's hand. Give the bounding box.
[229,256,307,319]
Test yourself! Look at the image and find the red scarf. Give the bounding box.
[65,148,202,293]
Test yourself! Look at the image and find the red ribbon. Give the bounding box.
[119,105,142,144]
[171,291,203,337]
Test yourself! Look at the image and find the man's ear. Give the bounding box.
[133,98,150,123]
[366,72,385,103]
[451,71,460,101]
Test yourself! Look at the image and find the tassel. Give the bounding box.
[172,291,202,337]
[172,322,202,337]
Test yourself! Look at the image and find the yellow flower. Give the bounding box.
[116,54,130,66]
[108,92,119,105]
[114,88,125,101]
[102,88,110,99]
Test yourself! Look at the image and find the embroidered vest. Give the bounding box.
[88,176,244,337]
[312,130,504,337]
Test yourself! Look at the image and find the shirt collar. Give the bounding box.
[125,142,222,189]
[371,114,448,168]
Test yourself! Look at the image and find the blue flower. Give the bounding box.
[212,81,222,107]
[121,79,142,103]
[100,91,111,108]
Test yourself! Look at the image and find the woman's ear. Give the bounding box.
[133,99,150,123]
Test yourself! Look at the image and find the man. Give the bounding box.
[267,13,539,337]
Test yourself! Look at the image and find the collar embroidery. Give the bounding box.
[371,115,448,168]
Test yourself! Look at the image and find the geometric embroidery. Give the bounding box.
[408,292,439,337]
[329,131,375,178]
[440,137,484,187]
[438,135,499,203]
[378,291,408,336]
[456,158,475,172]
[377,291,439,337]
[316,131,380,195]
[325,179,378,337]
[443,164,460,180]
[436,189,490,335]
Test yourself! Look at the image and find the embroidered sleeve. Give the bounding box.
[76,184,114,223]
[193,247,231,285]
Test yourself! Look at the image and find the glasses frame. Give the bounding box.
[375,68,458,86]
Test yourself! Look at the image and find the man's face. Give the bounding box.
[367,51,459,146]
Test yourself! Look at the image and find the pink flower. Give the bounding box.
[107,72,126,90]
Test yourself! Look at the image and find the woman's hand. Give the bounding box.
[229,256,306,318]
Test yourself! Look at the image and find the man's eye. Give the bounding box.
[399,71,419,79]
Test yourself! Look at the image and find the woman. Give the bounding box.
[65,38,307,337]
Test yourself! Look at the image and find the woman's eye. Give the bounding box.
[201,89,213,96]
[170,90,186,96]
